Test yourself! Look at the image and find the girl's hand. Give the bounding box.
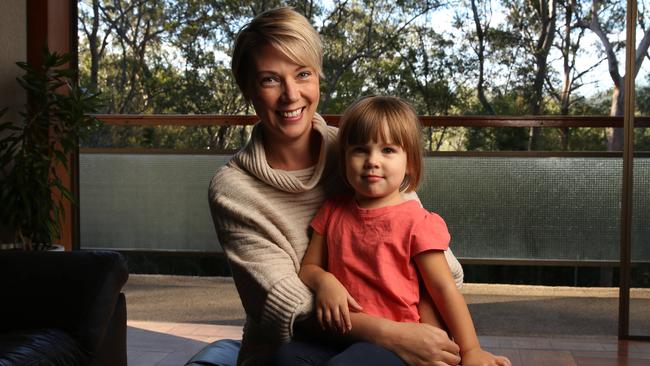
[314,273,363,334]
[461,348,512,366]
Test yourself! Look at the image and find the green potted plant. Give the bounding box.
[0,47,102,251]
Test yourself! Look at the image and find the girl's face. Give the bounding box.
[248,44,320,146]
[345,134,408,209]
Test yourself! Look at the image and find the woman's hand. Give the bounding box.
[461,348,512,366]
[314,272,363,334]
[382,321,461,366]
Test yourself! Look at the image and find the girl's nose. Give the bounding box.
[364,151,380,168]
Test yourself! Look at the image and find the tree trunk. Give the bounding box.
[471,0,495,115]
[608,84,624,151]
[576,0,650,151]
[527,0,556,151]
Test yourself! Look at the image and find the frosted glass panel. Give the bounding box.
[80,153,650,261]
[418,157,650,261]
[631,156,650,336]
[80,154,230,251]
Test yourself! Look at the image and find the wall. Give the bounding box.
[0,0,26,242]
[0,0,26,125]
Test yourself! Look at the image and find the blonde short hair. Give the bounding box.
[338,96,423,192]
[231,7,323,101]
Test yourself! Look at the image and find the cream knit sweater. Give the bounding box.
[208,114,463,366]
[209,115,340,365]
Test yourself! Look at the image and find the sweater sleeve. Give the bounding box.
[217,228,313,339]
[209,172,314,342]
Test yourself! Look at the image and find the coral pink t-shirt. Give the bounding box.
[310,196,450,323]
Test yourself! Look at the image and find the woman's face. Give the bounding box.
[249,44,320,145]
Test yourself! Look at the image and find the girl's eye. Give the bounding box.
[350,146,366,154]
[382,147,396,154]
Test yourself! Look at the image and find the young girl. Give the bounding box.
[276,96,511,366]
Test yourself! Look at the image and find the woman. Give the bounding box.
[205,7,464,366]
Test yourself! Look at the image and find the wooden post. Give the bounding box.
[618,0,636,340]
[26,0,77,251]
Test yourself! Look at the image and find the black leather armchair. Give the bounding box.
[0,250,129,366]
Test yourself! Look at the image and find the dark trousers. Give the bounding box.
[273,340,407,366]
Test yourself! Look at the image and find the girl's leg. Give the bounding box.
[326,342,407,366]
[273,340,341,366]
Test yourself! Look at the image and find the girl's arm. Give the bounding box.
[292,302,463,366]
[415,251,512,366]
[418,283,448,331]
[299,232,362,333]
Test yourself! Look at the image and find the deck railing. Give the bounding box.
[80,115,650,267]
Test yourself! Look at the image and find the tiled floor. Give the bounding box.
[127,321,241,366]
[127,321,650,366]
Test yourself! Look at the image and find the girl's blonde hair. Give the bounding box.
[231,7,323,102]
[338,96,423,192]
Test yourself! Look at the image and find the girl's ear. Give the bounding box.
[405,159,413,175]
[400,173,411,192]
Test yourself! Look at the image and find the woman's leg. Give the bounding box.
[185,339,240,366]
[326,342,407,366]
[273,340,341,366]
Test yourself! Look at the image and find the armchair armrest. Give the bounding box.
[0,250,129,356]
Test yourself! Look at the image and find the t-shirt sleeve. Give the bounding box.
[411,212,451,257]
[310,198,336,235]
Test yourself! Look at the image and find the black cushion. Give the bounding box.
[0,251,128,355]
[0,328,90,366]
[0,251,129,366]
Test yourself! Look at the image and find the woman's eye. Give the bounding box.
[297,71,312,79]
[260,76,279,86]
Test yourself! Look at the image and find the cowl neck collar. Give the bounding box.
[232,113,330,193]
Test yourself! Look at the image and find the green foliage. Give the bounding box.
[635,85,650,151]
[77,0,646,152]
[0,48,102,250]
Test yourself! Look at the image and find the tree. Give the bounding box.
[546,0,603,149]
[469,0,496,115]
[503,0,557,150]
[574,0,650,150]
[318,0,443,113]
[78,0,638,152]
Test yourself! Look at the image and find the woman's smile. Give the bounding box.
[278,107,305,121]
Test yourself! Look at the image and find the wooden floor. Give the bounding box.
[127,321,650,366]
[124,277,650,365]
[481,335,650,366]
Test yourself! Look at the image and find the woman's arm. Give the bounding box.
[348,312,461,366]
[415,251,511,366]
[216,226,313,339]
[209,181,313,341]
